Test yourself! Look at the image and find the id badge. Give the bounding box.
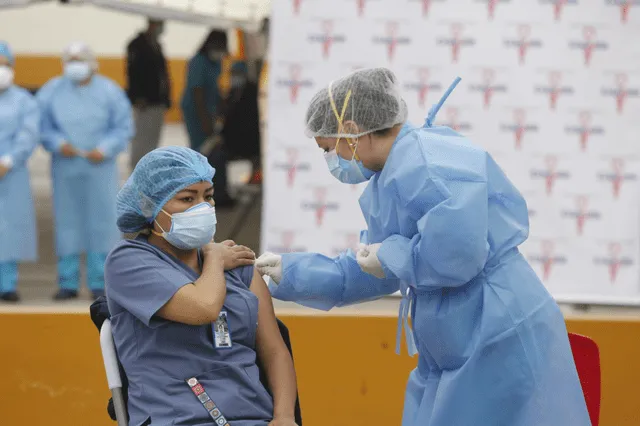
[213,311,232,349]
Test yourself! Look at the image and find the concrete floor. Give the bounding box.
[2,124,640,319]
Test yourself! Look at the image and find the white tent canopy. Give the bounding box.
[0,0,269,30]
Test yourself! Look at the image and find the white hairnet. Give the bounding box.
[305,67,408,138]
[62,41,98,71]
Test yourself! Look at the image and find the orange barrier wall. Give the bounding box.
[13,55,243,124]
[0,313,639,426]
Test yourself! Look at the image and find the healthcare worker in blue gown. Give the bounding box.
[0,42,39,303]
[37,42,133,301]
[256,68,591,426]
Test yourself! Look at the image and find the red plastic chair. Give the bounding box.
[568,333,601,426]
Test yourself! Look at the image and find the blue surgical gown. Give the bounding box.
[180,53,222,151]
[105,236,274,425]
[270,123,591,426]
[37,75,133,257]
[0,85,38,263]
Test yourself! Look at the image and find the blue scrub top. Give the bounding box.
[180,53,222,150]
[105,236,273,426]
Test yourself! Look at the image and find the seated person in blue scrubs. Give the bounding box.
[105,146,298,426]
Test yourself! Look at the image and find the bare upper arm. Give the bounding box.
[250,269,288,357]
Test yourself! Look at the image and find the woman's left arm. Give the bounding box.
[250,268,298,426]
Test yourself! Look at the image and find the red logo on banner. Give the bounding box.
[601,73,639,114]
[583,26,597,66]
[541,240,557,280]
[564,110,605,151]
[544,156,560,195]
[610,0,640,24]
[286,148,300,187]
[293,0,302,15]
[436,23,476,63]
[528,240,567,281]
[615,73,629,113]
[451,23,464,63]
[277,65,313,104]
[513,109,527,149]
[578,111,592,151]
[422,0,432,16]
[545,0,578,21]
[483,69,495,108]
[373,22,411,61]
[417,68,431,107]
[535,71,574,110]
[598,158,638,198]
[471,69,508,109]
[442,107,473,132]
[308,20,346,59]
[549,71,562,109]
[322,21,335,58]
[314,188,327,226]
[267,231,308,254]
[501,108,538,150]
[518,25,531,64]
[575,196,589,235]
[385,22,400,61]
[608,243,623,283]
[301,188,339,227]
[357,0,366,16]
[611,158,625,198]
[274,147,311,187]
[530,156,570,195]
[594,241,634,283]
[562,196,601,235]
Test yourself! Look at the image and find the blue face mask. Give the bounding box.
[154,202,217,250]
[64,61,92,83]
[324,146,375,184]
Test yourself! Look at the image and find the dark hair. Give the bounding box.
[198,30,228,55]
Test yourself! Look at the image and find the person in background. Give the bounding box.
[219,62,260,179]
[0,41,39,303]
[180,30,235,207]
[257,17,269,183]
[126,18,171,170]
[37,42,134,301]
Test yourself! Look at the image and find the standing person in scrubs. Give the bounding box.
[257,68,590,426]
[107,146,298,426]
[0,41,39,303]
[180,30,235,207]
[37,42,133,301]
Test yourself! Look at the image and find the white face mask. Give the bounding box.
[64,61,92,83]
[0,65,14,90]
[154,202,217,250]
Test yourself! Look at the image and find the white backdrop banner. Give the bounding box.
[262,0,640,305]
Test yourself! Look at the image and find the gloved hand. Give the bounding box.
[356,243,386,279]
[256,252,283,285]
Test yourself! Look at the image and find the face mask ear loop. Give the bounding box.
[152,209,171,237]
[328,81,353,160]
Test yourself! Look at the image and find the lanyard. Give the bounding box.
[187,377,231,426]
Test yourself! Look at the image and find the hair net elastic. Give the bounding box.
[116,146,215,233]
[305,67,408,138]
[62,41,98,71]
[0,41,14,65]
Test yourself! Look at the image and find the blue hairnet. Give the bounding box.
[116,146,215,233]
[0,41,15,65]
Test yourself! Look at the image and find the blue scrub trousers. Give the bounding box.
[58,253,107,290]
[0,262,18,293]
